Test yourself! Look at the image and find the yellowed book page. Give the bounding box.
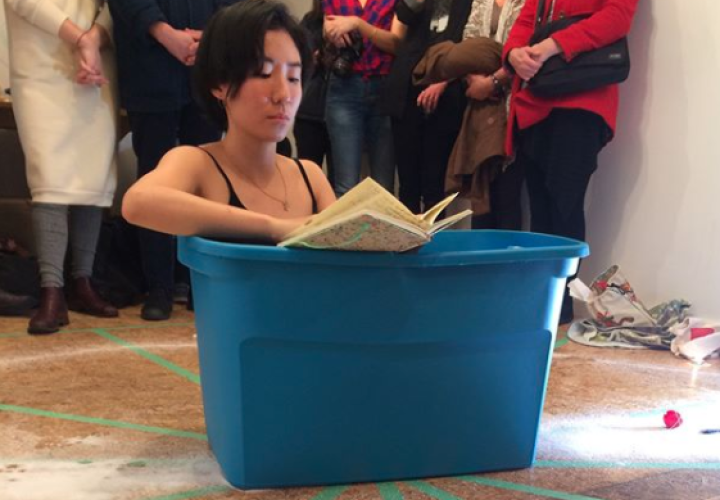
[428,209,473,234]
[419,192,460,225]
[280,211,429,252]
[284,178,420,240]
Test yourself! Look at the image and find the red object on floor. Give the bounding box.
[663,410,683,429]
[690,328,715,340]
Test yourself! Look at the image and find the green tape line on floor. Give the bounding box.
[92,328,201,385]
[0,403,207,441]
[461,476,606,500]
[0,321,195,338]
[377,482,403,500]
[309,485,350,500]
[142,485,231,500]
[406,480,463,500]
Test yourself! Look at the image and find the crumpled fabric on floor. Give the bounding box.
[670,318,720,364]
[567,265,691,349]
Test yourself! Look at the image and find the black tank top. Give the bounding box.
[199,148,319,214]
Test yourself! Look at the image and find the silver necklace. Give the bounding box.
[242,162,289,211]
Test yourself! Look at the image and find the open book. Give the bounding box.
[279,178,472,252]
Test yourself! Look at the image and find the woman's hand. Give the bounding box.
[417,81,448,114]
[150,22,198,66]
[75,27,108,86]
[465,74,496,101]
[324,15,359,46]
[528,37,562,64]
[508,46,543,81]
[270,216,313,243]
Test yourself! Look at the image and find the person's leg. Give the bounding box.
[178,100,222,146]
[28,203,69,334]
[66,205,117,317]
[393,86,425,213]
[490,160,525,230]
[365,77,396,194]
[128,110,180,320]
[530,110,607,324]
[325,75,365,197]
[420,82,465,211]
[295,119,328,166]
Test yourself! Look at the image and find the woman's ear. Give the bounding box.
[211,84,230,102]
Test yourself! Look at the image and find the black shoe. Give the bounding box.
[0,288,38,316]
[141,288,173,321]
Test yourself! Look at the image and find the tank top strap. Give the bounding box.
[196,147,246,209]
[292,158,319,215]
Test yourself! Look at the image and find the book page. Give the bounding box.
[419,192,460,225]
[428,209,473,234]
[284,178,421,240]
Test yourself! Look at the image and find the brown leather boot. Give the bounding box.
[67,277,118,318]
[28,287,69,335]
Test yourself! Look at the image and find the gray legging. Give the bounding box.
[31,203,103,288]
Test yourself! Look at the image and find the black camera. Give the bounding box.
[330,31,364,78]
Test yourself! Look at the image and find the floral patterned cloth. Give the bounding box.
[567,265,690,349]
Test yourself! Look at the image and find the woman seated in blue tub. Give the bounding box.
[122,0,337,243]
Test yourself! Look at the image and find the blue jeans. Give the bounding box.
[325,74,395,196]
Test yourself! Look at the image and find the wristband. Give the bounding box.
[491,74,503,95]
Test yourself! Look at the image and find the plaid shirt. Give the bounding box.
[323,0,397,77]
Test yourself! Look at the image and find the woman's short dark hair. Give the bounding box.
[193,0,312,131]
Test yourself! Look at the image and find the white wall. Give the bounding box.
[582,0,720,317]
[0,5,9,91]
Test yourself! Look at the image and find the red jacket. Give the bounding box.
[503,0,640,154]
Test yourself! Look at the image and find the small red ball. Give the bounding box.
[663,410,683,429]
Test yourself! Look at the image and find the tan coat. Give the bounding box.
[413,38,505,214]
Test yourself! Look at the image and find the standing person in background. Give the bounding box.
[108,0,238,321]
[457,0,526,230]
[322,0,405,197]
[4,0,119,334]
[504,0,639,324]
[380,0,472,214]
[293,0,334,186]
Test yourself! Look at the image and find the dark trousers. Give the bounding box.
[392,82,466,213]
[470,159,525,230]
[515,108,610,321]
[128,101,221,292]
[294,118,334,186]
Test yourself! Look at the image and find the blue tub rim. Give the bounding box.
[179,230,590,269]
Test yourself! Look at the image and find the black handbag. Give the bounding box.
[527,0,630,98]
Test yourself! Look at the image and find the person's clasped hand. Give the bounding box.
[509,38,562,81]
[508,46,543,81]
[184,29,203,65]
[417,81,447,114]
[324,15,358,47]
[74,26,108,86]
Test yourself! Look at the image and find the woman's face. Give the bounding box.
[222,30,303,143]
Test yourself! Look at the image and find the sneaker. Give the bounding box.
[141,288,173,321]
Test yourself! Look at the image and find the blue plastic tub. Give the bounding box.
[179,230,589,489]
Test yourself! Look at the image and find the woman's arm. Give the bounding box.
[324,15,406,55]
[122,147,306,242]
[6,0,69,37]
[548,0,640,62]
